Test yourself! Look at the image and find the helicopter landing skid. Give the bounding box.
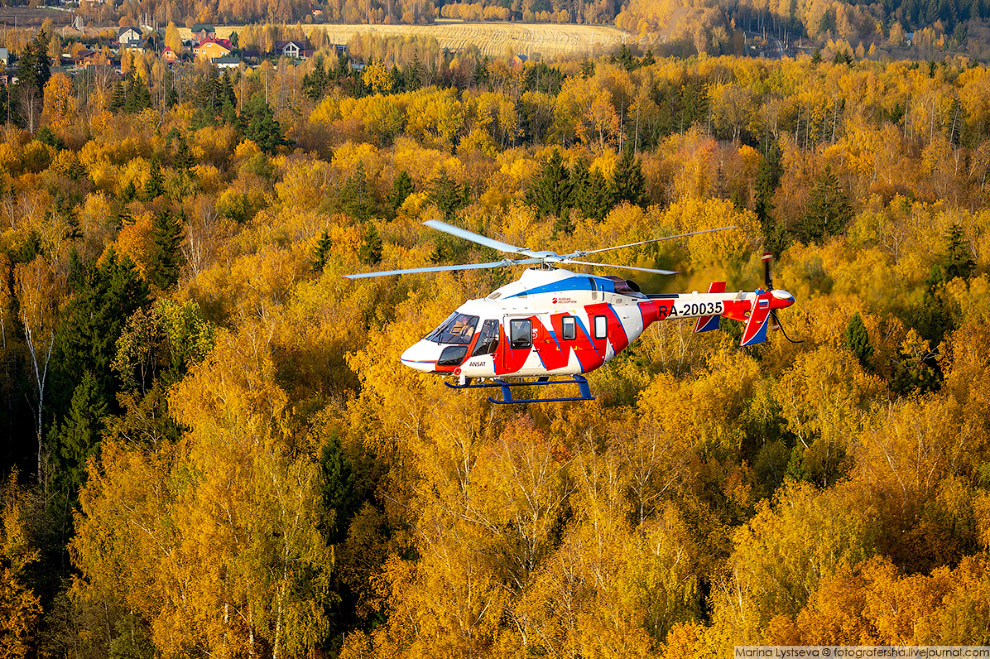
[445,375,594,404]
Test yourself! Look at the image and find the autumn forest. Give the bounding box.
[2,22,990,659]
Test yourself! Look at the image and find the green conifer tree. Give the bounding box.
[147,209,185,291]
[755,140,785,254]
[54,371,107,489]
[110,80,126,112]
[303,60,331,100]
[121,180,137,203]
[941,224,976,280]
[387,170,414,218]
[241,92,289,154]
[173,136,194,172]
[17,29,51,94]
[15,30,50,130]
[53,248,150,413]
[123,74,152,113]
[570,157,612,222]
[525,149,573,219]
[404,53,422,91]
[610,145,649,208]
[427,169,469,221]
[358,222,383,265]
[144,157,165,200]
[313,229,334,271]
[317,432,358,544]
[844,312,873,369]
[35,126,61,148]
[796,166,853,243]
[340,164,378,221]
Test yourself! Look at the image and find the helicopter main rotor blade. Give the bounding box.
[343,258,544,279]
[570,226,738,258]
[561,259,680,276]
[423,219,544,258]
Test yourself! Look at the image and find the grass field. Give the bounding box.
[0,6,74,27]
[181,20,634,58]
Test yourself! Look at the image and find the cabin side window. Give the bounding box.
[509,318,532,349]
[594,315,607,340]
[561,316,576,341]
[472,319,500,356]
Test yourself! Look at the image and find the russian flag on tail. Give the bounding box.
[740,292,774,347]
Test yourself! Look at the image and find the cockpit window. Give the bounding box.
[426,313,456,342]
[426,313,479,345]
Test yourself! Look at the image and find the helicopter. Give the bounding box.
[345,220,800,404]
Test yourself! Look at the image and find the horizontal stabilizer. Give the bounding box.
[693,282,726,333]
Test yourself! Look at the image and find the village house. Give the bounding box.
[191,24,216,42]
[214,56,242,70]
[194,36,232,61]
[118,26,142,49]
[73,48,98,67]
[275,40,311,59]
[160,45,180,64]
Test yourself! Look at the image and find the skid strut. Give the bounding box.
[445,375,594,404]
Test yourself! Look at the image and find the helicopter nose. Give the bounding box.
[400,340,442,373]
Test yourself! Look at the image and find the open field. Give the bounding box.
[0,6,74,27]
[181,20,637,58]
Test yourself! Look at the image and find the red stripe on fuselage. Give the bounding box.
[493,308,627,376]
[496,322,529,374]
[638,299,676,326]
[585,303,629,354]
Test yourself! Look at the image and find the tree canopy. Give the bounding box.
[3,46,990,659]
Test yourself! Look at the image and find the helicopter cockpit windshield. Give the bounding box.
[426,313,479,344]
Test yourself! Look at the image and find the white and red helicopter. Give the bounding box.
[345,220,799,403]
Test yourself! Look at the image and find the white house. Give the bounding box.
[275,40,307,59]
[214,56,242,70]
[118,26,142,49]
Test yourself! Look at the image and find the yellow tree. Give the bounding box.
[586,91,622,152]
[42,72,78,135]
[772,345,883,452]
[14,256,66,477]
[362,61,394,94]
[165,21,183,53]
[0,473,42,659]
[74,324,335,658]
[710,481,873,646]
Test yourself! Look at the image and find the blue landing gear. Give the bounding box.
[445,375,594,404]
